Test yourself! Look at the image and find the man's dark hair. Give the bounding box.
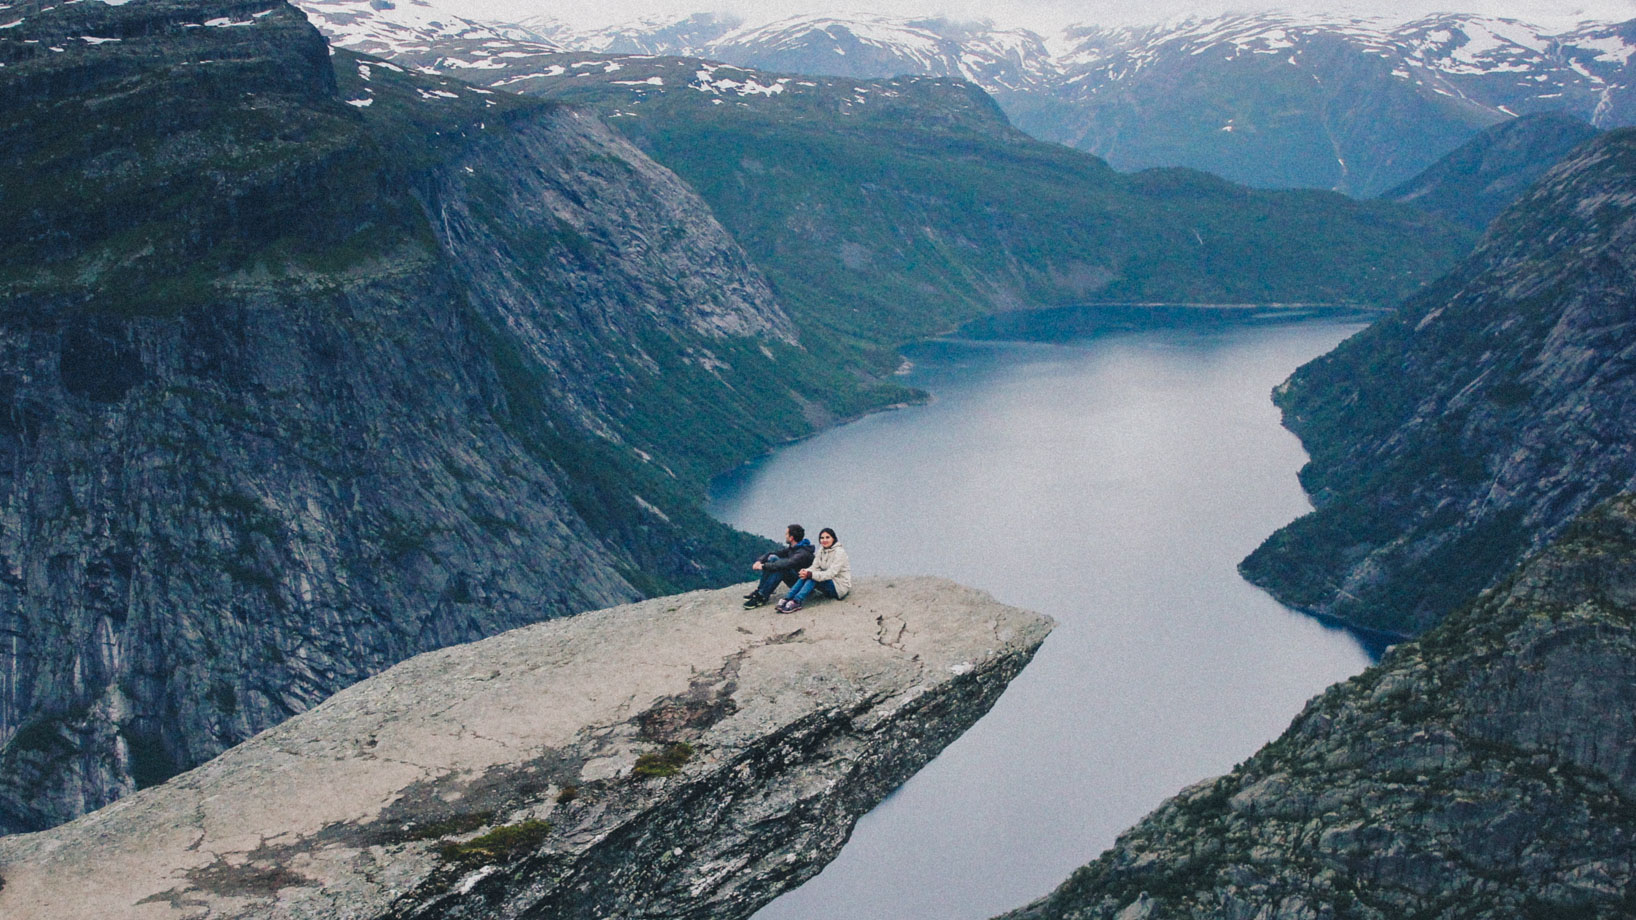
[787,524,805,542]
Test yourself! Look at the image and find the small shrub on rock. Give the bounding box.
[633,742,694,778]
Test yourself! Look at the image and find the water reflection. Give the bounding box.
[711,308,1377,920]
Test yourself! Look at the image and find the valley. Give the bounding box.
[711,308,1378,919]
[2,0,1635,918]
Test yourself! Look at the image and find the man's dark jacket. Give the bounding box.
[761,539,814,573]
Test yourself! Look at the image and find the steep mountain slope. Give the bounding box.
[0,0,849,833]
[1241,128,1636,636]
[1000,492,1636,920]
[1383,112,1601,231]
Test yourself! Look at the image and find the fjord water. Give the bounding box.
[710,308,1379,920]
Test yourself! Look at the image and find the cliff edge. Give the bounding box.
[0,577,1051,920]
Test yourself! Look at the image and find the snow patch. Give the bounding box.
[692,65,788,96]
[1578,35,1636,64]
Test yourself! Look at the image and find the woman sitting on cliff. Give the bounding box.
[775,527,851,613]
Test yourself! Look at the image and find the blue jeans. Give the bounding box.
[756,569,798,597]
[787,578,840,603]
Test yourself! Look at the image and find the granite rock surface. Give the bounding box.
[0,576,1052,920]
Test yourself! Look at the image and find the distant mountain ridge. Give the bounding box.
[1042,13,1636,194]
[310,3,1636,196]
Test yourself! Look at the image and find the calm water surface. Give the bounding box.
[710,310,1377,920]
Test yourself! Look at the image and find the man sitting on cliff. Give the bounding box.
[743,524,814,609]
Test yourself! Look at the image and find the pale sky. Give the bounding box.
[454,0,1636,34]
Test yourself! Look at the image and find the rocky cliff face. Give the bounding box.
[998,494,1636,920]
[0,0,829,834]
[1241,127,1636,636]
[0,578,1052,920]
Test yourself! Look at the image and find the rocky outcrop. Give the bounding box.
[1242,127,1636,636]
[998,494,1636,920]
[0,577,1052,920]
[0,0,831,833]
[1383,112,1601,232]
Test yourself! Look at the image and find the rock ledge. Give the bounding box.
[0,576,1051,920]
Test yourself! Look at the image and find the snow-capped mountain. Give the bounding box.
[505,12,1060,97]
[1042,12,1636,193]
[1056,12,1630,122]
[539,12,742,57]
[291,2,1635,196]
[293,0,559,67]
[697,15,1059,96]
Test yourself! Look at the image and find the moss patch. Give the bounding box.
[633,742,695,778]
[435,819,552,867]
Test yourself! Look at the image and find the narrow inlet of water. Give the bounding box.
[708,308,1379,920]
